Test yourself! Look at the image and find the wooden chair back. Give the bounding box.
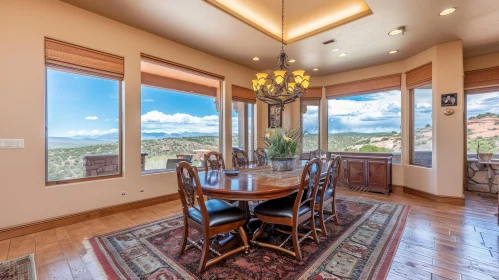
[254,148,268,166]
[176,162,208,226]
[204,151,225,171]
[232,150,249,169]
[294,158,322,214]
[319,156,341,203]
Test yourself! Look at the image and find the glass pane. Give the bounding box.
[412,85,433,167]
[302,105,319,152]
[248,103,254,161]
[466,89,499,160]
[327,90,402,164]
[46,69,120,182]
[140,86,220,170]
[232,101,244,151]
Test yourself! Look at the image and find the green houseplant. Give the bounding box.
[263,126,301,171]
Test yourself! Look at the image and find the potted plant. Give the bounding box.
[263,126,301,171]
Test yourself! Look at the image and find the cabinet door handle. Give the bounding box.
[369,172,373,176]
[357,170,363,175]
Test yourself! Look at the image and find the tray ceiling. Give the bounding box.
[203,0,372,44]
[60,0,499,76]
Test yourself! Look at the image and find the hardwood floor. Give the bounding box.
[1,189,497,279]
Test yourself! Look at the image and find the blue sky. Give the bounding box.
[47,69,119,137]
[327,90,403,134]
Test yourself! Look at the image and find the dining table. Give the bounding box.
[197,160,327,251]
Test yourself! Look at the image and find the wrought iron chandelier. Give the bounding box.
[252,0,310,110]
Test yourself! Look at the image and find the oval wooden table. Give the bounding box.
[198,161,326,250]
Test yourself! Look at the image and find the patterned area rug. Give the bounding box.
[91,196,409,279]
[0,254,37,280]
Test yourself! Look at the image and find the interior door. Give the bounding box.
[348,160,365,186]
[367,161,386,190]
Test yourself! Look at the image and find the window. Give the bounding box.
[46,69,122,183]
[327,90,402,164]
[140,55,222,172]
[232,101,255,161]
[45,39,124,185]
[466,87,499,160]
[301,103,320,152]
[410,84,433,167]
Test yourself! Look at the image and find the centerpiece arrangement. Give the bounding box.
[263,126,301,171]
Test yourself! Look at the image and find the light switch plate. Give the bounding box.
[0,139,24,148]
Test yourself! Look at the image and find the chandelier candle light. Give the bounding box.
[252,0,310,111]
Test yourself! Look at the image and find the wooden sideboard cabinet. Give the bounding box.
[330,152,392,195]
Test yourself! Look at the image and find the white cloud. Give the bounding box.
[104,118,112,122]
[66,128,118,136]
[327,90,402,133]
[85,116,99,120]
[142,99,154,102]
[141,110,220,134]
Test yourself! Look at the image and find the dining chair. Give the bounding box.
[314,156,341,236]
[232,150,249,169]
[254,148,268,166]
[176,161,249,273]
[251,158,322,261]
[204,151,225,171]
[310,149,328,162]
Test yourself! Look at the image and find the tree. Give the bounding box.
[359,145,393,153]
[425,124,431,128]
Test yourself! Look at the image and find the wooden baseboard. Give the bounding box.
[402,186,465,206]
[0,193,179,241]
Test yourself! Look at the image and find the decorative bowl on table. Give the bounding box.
[270,157,296,172]
[223,169,240,176]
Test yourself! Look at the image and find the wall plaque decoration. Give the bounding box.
[441,93,457,106]
[443,108,454,115]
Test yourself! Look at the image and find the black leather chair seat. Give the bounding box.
[188,199,247,227]
[254,196,311,219]
[315,187,333,202]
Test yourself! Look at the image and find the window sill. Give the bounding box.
[45,174,122,187]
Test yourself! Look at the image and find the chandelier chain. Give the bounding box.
[281,0,284,52]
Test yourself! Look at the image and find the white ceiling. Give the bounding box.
[61,0,499,76]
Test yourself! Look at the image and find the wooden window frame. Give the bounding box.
[232,100,255,162]
[409,85,432,168]
[300,100,320,153]
[45,67,124,186]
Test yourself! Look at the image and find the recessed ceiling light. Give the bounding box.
[288,59,296,63]
[439,7,456,16]
[252,57,260,61]
[313,68,319,71]
[388,27,405,36]
[331,48,341,52]
[338,52,348,57]
[388,50,398,54]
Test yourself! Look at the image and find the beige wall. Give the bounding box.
[0,0,257,228]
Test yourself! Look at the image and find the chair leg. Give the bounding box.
[310,215,319,244]
[318,209,328,237]
[238,227,249,254]
[291,225,302,261]
[332,199,339,224]
[251,222,266,243]
[198,234,211,274]
[180,217,188,255]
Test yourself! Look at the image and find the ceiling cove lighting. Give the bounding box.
[253,57,260,61]
[338,52,348,57]
[388,50,398,54]
[388,26,405,36]
[439,7,456,16]
[252,0,309,110]
[331,48,341,52]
